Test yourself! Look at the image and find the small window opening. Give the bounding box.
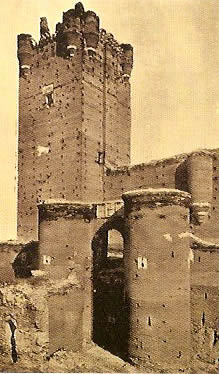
[171,251,175,258]
[42,84,54,108]
[45,92,54,107]
[147,316,152,327]
[204,292,208,300]
[95,151,105,165]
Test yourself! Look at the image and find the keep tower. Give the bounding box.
[17,2,133,241]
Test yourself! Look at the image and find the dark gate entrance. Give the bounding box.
[92,219,129,360]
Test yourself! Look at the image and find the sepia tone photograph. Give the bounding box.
[0,0,219,372]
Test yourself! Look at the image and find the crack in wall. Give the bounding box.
[7,319,18,363]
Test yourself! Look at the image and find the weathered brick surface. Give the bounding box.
[14,3,219,373]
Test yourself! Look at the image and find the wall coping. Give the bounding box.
[106,148,216,176]
[122,188,191,208]
[38,200,95,221]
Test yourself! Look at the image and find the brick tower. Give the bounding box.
[17,2,133,241]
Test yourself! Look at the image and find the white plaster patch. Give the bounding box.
[31,270,46,277]
[37,145,50,156]
[178,232,191,239]
[163,233,173,242]
[188,248,194,268]
[137,257,148,269]
[42,255,51,265]
[42,83,53,95]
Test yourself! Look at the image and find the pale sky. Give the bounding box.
[1,0,219,240]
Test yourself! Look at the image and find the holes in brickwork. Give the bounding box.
[212,330,219,347]
[198,256,201,263]
[159,214,166,219]
[147,316,152,327]
[201,312,205,326]
[204,292,208,299]
[171,251,175,258]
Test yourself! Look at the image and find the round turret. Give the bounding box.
[17,34,34,77]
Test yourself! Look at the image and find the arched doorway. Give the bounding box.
[92,220,128,359]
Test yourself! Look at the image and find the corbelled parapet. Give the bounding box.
[82,10,99,54]
[61,5,83,57]
[17,2,133,80]
[39,17,51,47]
[17,34,34,76]
[102,31,133,79]
[120,44,134,78]
[123,188,191,212]
[187,152,213,225]
[38,199,95,222]
[56,2,99,57]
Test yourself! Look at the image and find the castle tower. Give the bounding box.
[122,189,192,372]
[17,2,133,241]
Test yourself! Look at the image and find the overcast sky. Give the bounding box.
[0,0,219,240]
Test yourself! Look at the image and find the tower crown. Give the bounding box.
[17,2,133,76]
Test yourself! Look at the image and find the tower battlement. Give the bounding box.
[17,2,133,79]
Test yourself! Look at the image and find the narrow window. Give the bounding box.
[96,151,105,165]
[45,92,54,107]
[42,84,54,108]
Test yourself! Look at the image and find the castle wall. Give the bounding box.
[104,155,187,201]
[122,189,191,372]
[0,241,38,283]
[0,242,22,283]
[191,247,219,373]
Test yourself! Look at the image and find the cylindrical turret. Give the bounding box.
[17,34,34,76]
[38,200,95,348]
[62,8,83,57]
[120,44,133,79]
[122,188,191,371]
[187,152,213,225]
[83,11,99,55]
